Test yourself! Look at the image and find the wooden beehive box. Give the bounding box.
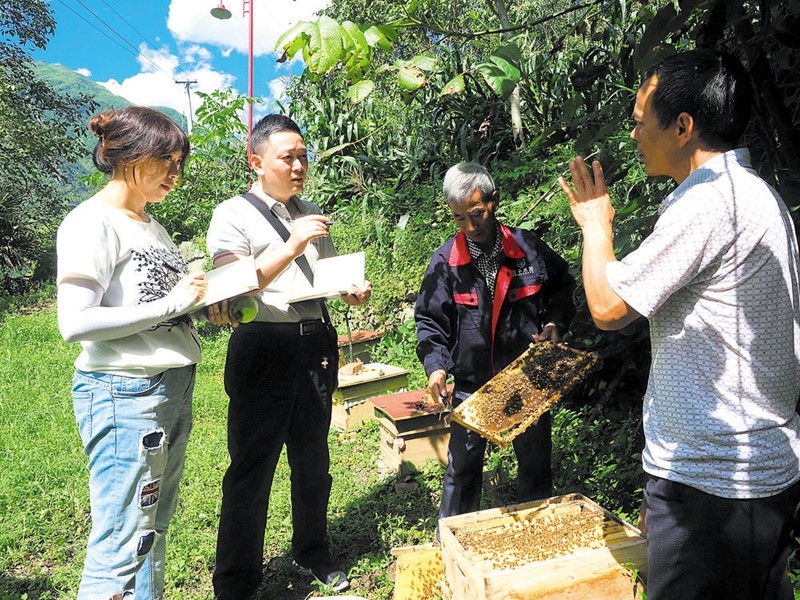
[369,389,450,472]
[331,362,409,430]
[452,342,600,447]
[439,493,646,600]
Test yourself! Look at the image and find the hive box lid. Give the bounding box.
[337,362,409,388]
[368,388,450,422]
[337,330,385,346]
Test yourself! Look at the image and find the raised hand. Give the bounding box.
[559,157,615,232]
[286,215,331,257]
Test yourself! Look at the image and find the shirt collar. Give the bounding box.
[449,223,525,266]
[465,223,502,260]
[659,148,751,215]
[248,184,309,217]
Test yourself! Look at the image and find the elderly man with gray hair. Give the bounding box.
[415,162,576,520]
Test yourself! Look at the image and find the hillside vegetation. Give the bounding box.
[33,61,186,128]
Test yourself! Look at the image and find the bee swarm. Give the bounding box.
[438,494,647,600]
[452,342,600,446]
[456,503,608,570]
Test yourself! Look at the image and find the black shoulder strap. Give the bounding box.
[241,192,333,324]
[242,192,315,284]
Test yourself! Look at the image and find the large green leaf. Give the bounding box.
[406,54,439,72]
[303,16,344,74]
[363,24,397,51]
[492,43,523,77]
[346,80,375,104]
[440,73,466,97]
[474,42,522,99]
[341,21,372,77]
[274,20,311,58]
[341,21,369,52]
[397,65,426,91]
[318,140,357,161]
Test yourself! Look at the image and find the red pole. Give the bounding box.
[245,0,254,165]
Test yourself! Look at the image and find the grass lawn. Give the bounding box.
[0,307,442,599]
[6,305,793,598]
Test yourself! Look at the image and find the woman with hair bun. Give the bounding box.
[56,106,222,599]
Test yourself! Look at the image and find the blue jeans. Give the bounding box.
[72,365,196,600]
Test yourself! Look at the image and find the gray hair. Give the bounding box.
[443,162,496,206]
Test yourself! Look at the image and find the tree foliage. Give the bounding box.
[0,0,96,295]
[279,0,800,198]
[147,89,251,246]
[276,0,800,333]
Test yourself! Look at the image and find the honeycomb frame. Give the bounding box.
[451,342,600,447]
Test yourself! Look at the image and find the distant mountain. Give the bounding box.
[34,61,188,129]
[32,61,189,199]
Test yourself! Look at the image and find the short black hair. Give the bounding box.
[251,114,302,155]
[645,49,752,151]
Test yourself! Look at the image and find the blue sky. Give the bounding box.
[32,0,329,126]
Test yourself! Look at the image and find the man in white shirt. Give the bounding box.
[560,49,800,600]
[207,114,371,599]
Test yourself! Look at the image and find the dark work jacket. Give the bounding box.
[415,224,576,394]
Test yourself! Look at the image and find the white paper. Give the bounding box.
[183,255,260,313]
[287,251,366,303]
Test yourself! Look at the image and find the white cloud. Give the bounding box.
[99,42,235,119]
[268,76,290,102]
[90,1,330,129]
[167,0,330,58]
[76,67,92,77]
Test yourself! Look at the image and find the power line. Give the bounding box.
[56,0,170,77]
[54,0,134,58]
[98,0,178,69]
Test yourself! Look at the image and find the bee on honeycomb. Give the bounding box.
[452,342,600,446]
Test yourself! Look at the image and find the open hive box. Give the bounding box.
[439,493,646,600]
[452,342,600,447]
[391,543,445,600]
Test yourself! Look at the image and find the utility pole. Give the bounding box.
[175,79,198,134]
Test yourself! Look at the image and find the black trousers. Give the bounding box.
[212,324,336,600]
[439,388,553,519]
[644,474,800,600]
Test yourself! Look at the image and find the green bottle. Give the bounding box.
[194,295,258,323]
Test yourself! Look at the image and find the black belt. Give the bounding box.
[238,319,324,336]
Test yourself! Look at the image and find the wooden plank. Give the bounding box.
[368,387,451,422]
[334,363,409,403]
